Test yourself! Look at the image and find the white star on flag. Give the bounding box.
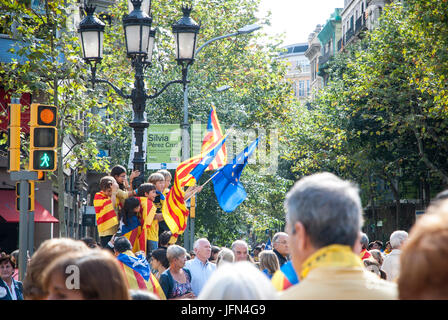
[132,257,147,269]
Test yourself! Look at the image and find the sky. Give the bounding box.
[256,0,345,45]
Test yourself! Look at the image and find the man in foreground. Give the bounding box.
[281,172,397,300]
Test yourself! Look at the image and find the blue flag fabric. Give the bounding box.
[117,253,151,281]
[265,238,272,250]
[156,190,165,201]
[212,138,259,212]
[280,260,299,286]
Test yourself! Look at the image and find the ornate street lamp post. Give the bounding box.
[172,14,260,250]
[172,5,200,167]
[78,0,193,187]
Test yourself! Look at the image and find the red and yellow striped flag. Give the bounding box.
[117,251,166,300]
[93,191,119,234]
[162,135,227,237]
[201,105,227,170]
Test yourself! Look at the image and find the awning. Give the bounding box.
[0,190,59,223]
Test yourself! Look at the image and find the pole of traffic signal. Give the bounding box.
[18,178,29,281]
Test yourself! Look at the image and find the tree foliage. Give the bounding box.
[283,1,448,218]
[0,0,127,173]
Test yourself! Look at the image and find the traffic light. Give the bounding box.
[8,103,21,172]
[15,181,35,211]
[37,171,46,182]
[29,104,57,171]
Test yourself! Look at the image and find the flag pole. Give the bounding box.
[185,170,221,202]
[201,170,221,187]
[184,124,235,202]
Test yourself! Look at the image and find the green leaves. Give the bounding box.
[283,1,448,208]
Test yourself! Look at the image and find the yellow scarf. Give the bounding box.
[300,244,364,280]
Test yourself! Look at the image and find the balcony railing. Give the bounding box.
[355,15,366,33]
[318,51,332,66]
[345,28,354,43]
[337,38,343,51]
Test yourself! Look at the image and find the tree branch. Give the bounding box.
[413,126,448,184]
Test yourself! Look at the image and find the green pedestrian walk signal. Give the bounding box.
[31,150,56,170]
[29,104,57,172]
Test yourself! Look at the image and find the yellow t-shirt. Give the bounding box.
[146,193,165,241]
[142,198,158,242]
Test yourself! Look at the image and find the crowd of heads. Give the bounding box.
[3,171,448,300]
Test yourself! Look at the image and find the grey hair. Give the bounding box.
[231,240,248,251]
[198,261,278,300]
[284,172,364,249]
[166,245,186,263]
[360,233,369,248]
[272,232,288,243]
[193,238,209,250]
[390,230,408,249]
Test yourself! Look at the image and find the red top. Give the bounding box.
[360,249,372,260]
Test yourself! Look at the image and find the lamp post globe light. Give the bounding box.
[128,0,151,16]
[122,0,152,57]
[78,0,196,188]
[172,5,200,69]
[77,3,105,71]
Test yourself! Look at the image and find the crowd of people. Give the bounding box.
[1,170,448,300]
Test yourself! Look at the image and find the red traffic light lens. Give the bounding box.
[40,108,55,124]
[37,105,57,126]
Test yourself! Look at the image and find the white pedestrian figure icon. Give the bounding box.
[40,152,50,168]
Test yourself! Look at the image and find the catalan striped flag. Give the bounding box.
[201,105,227,170]
[162,135,227,237]
[271,260,299,291]
[93,191,119,234]
[117,250,166,300]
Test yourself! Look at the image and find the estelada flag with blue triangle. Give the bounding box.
[201,105,227,171]
[117,250,166,299]
[212,138,259,212]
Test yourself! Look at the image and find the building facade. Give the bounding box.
[339,0,395,51]
[305,25,323,99]
[279,43,311,101]
[317,8,343,85]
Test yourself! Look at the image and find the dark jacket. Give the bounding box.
[273,249,289,267]
[0,278,24,300]
[159,268,192,299]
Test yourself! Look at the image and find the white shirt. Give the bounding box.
[381,249,402,282]
[185,257,216,296]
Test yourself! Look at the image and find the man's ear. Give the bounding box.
[353,231,362,254]
[293,221,308,251]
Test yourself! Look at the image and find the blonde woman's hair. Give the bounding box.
[198,261,278,300]
[42,249,130,300]
[23,238,90,300]
[259,250,280,275]
[216,248,235,267]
